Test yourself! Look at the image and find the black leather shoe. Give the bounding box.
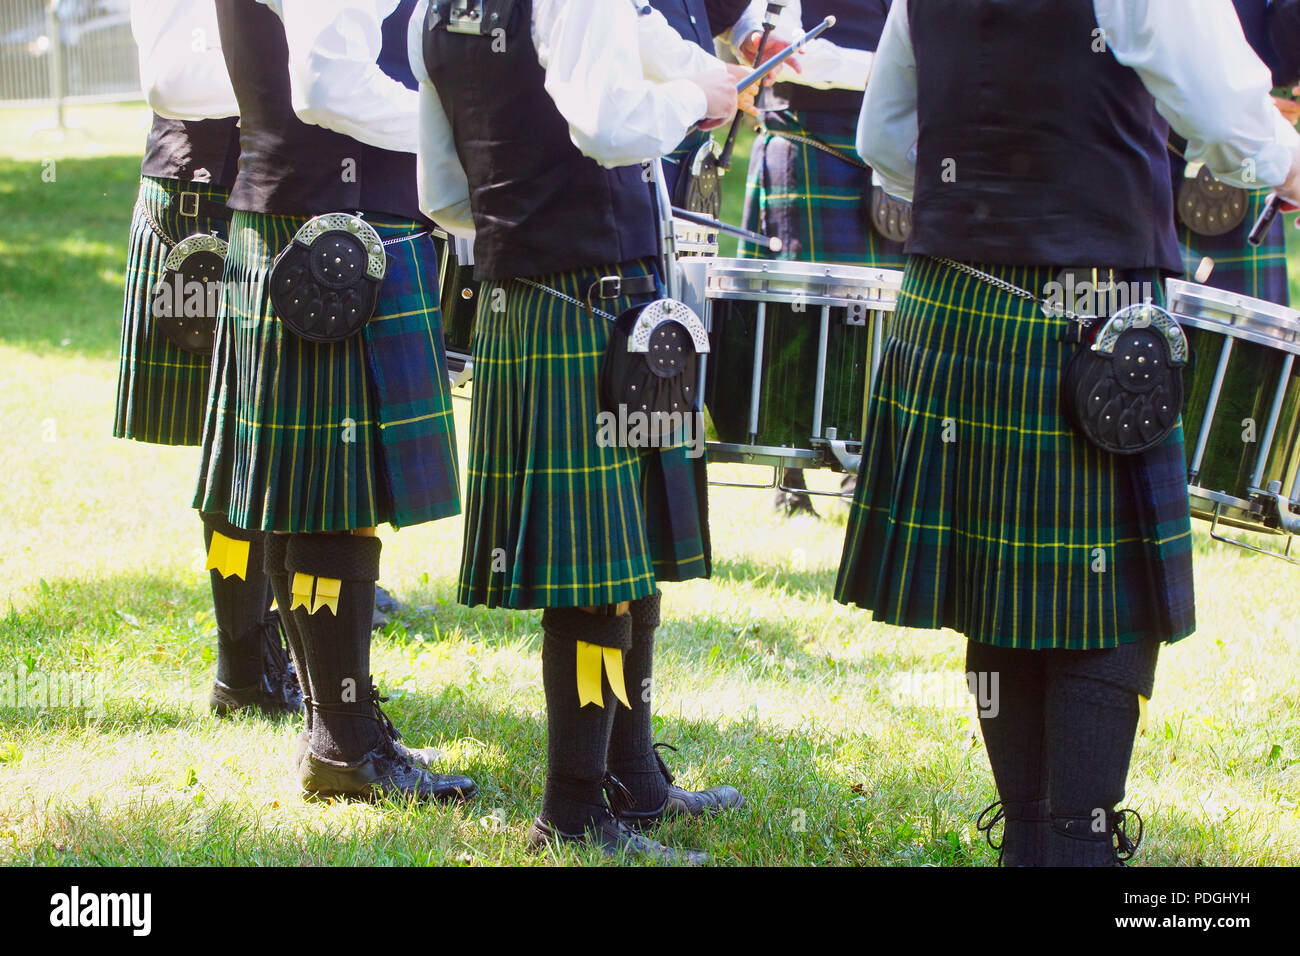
[209,675,301,718]
[528,812,707,865]
[293,728,442,770]
[300,743,477,803]
[615,744,744,827]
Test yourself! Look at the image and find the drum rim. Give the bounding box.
[705,258,903,308]
[1167,279,1300,354]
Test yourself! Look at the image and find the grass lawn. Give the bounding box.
[0,102,1298,867]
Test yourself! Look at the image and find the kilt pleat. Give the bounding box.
[458,259,711,610]
[193,211,459,532]
[1172,170,1289,303]
[113,176,229,446]
[738,108,906,268]
[834,256,1196,650]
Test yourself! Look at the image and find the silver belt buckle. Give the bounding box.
[178,191,200,218]
[448,0,488,34]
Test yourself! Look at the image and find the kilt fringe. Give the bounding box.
[113,176,228,446]
[193,211,460,532]
[834,256,1196,650]
[458,259,711,610]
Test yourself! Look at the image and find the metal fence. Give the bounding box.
[0,0,140,106]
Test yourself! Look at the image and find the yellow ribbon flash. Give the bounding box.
[311,577,341,615]
[205,531,250,580]
[1137,694,1150,736]
[290,573,314,612]
[575,641,631,709]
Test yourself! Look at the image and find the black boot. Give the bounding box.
[287,533,475,803]
[203,512,301,717]
[966,640,1049,866]
[1044,672,1145,866]
[529,606,704,864]
[607,592,743,826]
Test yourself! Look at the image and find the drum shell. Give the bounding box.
[705,297,887,450]
[1182,324,1300,528]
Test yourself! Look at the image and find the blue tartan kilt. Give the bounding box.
[193,210,460,532]
[739,107,906,269]
[835,256,1196,651]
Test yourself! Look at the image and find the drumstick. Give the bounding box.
[733,16,836,93]
[672,206,783,252]
[1248,193,1283,247]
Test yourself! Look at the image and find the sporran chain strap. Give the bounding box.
[936,257,1090,326]
[766,126,868,170]
[516,276,618,322]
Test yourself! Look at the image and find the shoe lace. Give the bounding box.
[976,801,1006,865]
[1112,808,1143,863]
[603,772,637,815]
[651,742,678,784]
[368,681,405,754]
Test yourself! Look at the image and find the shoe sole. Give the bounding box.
[300,781,478,804]
[620,792,746,829]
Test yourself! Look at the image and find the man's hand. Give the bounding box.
[1274,94,1300,126]
[691,70,739,130]
[738,30,802,77]
[727,63,759,117]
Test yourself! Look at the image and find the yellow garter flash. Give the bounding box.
[311,577,341,615]
[1137,694,1150,735]
[575,641,631,709]
[290,573,314,611]
[205,531,250,580]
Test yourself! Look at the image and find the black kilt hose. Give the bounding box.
[738,108,906,268]
[458,259,711,610]
[193,210,460,533]
[835,256,1196,652]
[114,176,230,446]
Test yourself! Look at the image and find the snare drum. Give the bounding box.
[432,230,479,386]
[1167,279,1300,534]
[685,258,902,471]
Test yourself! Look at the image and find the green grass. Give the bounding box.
[1,103,1298,866]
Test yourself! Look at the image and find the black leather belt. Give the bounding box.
[587,274,657,301]
[175,189,232,221]
[770,83,865,113]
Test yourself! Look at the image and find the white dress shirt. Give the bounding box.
[131,0,238,120]
[860,0,1300,201]
[410,0,725,236]
[727,0,873,91]
[260,0,418,153]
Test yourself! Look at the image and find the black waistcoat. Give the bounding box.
[423,0,659,281]
[906,0,1182,272]
[141,114,241,187]
[214,0,423,220]
[804,0,890,51]
[651,0,713,51]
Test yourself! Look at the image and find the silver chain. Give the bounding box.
[767,127,868,170]
[516,277,617,321]
[936,257,1088,324]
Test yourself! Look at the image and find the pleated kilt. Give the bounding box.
[738,107,906,268]
[1177,184,1290,303]
[193,211,460,532]
[458,258,711,610]
[834,256,1197,651]
[113,176,229,446]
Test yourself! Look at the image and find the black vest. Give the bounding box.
[906,0,1182,272]
[804,0,890,52]
[651,0,713,52]
[215,0,423,219]
[141,114,241,187]
[423,0,659,281]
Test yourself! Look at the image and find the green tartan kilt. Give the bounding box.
[738,108,906,268]
[193,210,460,532]
[458,259,711,610]
[834,256,1197,651]
[1178,185,1290,303]
[113,176,229,446]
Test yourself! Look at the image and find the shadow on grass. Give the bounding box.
[0,155,140,359]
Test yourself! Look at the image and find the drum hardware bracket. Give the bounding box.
[1267,480,1300,536]
[822,428,862,477]
[1208,503,1297,565]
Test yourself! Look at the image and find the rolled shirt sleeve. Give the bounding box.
[130,0,238,119]
[856,0,916,200]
